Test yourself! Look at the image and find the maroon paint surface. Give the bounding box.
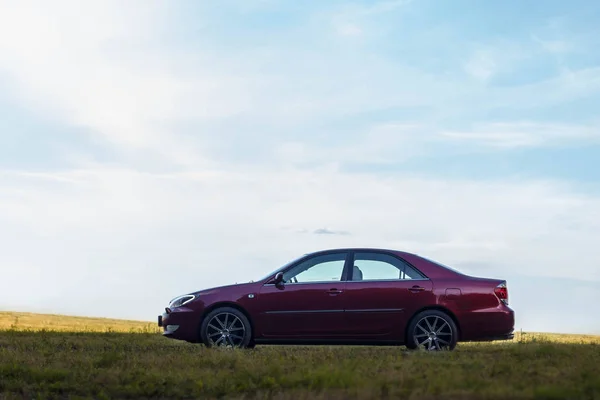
[159,248,514,345]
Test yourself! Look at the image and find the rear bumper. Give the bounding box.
[467,331,515,342]
[459,304,515,341]
[489,332,515,341]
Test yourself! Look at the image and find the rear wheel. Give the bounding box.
[405,310,458,351]
[199,307,252,348]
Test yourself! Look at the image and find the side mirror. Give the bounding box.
[273,272,284,285]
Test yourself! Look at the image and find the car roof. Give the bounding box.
[301,247,466,279]
[304,247,419,258]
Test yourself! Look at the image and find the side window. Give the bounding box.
[351,252,426,281]
[283,253,347,283]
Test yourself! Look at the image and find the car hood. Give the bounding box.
[190,281,261,297]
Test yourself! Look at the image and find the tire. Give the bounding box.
[199,307,253,348]
[405,310,458,351]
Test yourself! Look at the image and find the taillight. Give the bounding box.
[494,282,508,305]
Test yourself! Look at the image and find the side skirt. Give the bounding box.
[253,338,405,346]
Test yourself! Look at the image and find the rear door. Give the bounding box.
[342,251,434,340]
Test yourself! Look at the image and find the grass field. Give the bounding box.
[1,312,599,399]
[0,311,160,333]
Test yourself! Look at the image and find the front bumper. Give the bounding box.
[157,307,201,343]
[158,312,180,335]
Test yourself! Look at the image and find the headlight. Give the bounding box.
[168,294,195,308]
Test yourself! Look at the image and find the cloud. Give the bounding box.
[462,40,534,83]
[352,0,413,16]
[532,35,572,54]
[2,0,598,169]
[333,21,364,37]
[0,1,260,169]
[1,168,599,310]
[313,228,351,235]
[274,123,432,167]
[440,122,600,148]
[330,0,413,37]
[530,15,583,56]
[464,50,498,81]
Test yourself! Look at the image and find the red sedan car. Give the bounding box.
[158,248,514,351]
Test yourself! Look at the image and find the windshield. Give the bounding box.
[254,254,307,282]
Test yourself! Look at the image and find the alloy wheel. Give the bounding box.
[413,315,453,351]
[206,312,247,347]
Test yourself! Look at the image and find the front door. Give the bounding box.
[342,251,434,340]
[256,252,350,338]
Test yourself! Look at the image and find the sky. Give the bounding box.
[0,0,599,335]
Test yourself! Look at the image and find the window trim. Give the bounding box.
[347,251,430,282]
[263,251,352,286]
[344,278,430,284]
[261,249,430,285]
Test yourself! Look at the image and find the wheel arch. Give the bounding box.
[405,305,462,341]
[198,302,255,340]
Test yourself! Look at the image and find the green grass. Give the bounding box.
[0,312,599,399]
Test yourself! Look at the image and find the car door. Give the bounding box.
[256,251,351,338]
[342,251,434,340]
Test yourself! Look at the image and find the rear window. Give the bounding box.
[421,256,464,275]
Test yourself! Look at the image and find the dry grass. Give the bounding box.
[0,311,160,333]
[3,311,598,344]
[0,311,598,399]
[513,330,600,345]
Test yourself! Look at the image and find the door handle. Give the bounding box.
[409,285,425,292]
[327,288,343,295]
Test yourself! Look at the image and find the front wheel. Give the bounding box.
[199,307,253,348]
[405,310,458,351]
